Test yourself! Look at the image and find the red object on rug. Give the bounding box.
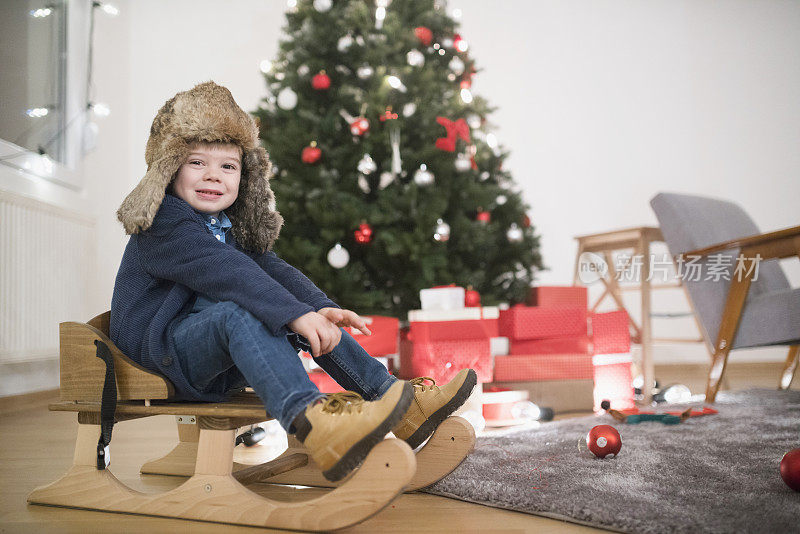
[586,425,622,459]
[499,305,588,340]
[780,448,800,492]
[493,353,594,382]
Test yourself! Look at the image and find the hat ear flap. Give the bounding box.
[117,149,185,234]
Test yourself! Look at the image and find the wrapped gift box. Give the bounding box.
[408,306,499,338]
[399,330,492,383]
[499,304,588,340]
[510,335,591,355]
[528,286,588,309]
[419,285,465,310]
[591,310,630,354]
[487,379,595,414]
[342,315,400,356]
[592,353,635,411]
[482,387,530,427]
[493,353,594,382]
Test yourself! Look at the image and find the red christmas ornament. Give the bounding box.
[587,425,622,459]
[311,71,331,90]
[354,222,373,244]
[301,142,322,164]
[780,448,800,492]
[522,214,531,228]
[414,26,433,46]
[460,79,472,89]
[379,107,398,122]
[435,117,470,152]
[476,209,491,224]
[465,286,481,307]
[350,117,370,136]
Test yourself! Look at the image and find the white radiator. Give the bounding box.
[0,190,95,363]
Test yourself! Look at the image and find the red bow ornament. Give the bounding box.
[435,117,470,152]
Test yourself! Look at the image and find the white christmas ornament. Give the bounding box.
[337,34,353,51]
[454,153,471,172]
[407,49,425,67]
[460,88,473,104]
[277,87,298,109]
[386,75,407,92]
[413,164,434,186]
[434,219,451,242]
[327,243,350,268]
[357,153,377,175]
[402,102,417,117]
[358,175,370,193]
[313,0,332,12]
[357,65,374,79]
[496,194,508,205]
[259,59,272,73]
[507,223,524,243]
[297,64,310,76]
[467,113,482,129]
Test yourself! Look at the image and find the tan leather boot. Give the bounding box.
[293,381,413,481]
[392,368,477,449]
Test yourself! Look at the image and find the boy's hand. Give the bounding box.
[288,311,342,358]
[318,307,372,336]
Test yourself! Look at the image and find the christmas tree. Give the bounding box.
[255,0,543,316]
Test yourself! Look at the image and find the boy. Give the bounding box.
[111,81,476,481]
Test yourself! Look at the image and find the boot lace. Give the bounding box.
[409,376,439,393]
[320,391,365,415]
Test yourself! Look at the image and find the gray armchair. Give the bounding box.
[650,192,799,401]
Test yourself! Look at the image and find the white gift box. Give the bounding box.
[407,306,499,322]
[419,286,465,310]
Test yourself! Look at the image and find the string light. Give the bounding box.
[29,7,53,18]
[386,75,407,92]
[26,108,50,118]
[92,2,119,16]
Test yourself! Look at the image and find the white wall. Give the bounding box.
[85,0,799,365]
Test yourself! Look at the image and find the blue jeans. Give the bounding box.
[170,298,397,431]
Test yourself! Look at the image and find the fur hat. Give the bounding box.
[117,81,283,253]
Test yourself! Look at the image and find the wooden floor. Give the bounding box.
[0,362,789,534]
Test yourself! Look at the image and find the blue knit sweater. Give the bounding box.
[109,193,338,401]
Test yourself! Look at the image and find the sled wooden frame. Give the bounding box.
[29,312,456,532]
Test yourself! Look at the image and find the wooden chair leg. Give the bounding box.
[141,416,199,476]
[705,261,755,403]
[780,345,799,390]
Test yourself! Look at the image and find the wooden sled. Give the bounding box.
[27,312,419,531]
[141,410,475,491]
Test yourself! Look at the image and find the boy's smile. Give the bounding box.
[172,142,242,216]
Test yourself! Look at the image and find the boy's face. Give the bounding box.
[172,143,241,216]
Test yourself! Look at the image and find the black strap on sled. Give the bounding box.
[94,339,117,470]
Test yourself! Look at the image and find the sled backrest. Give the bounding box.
[59,311,174,402]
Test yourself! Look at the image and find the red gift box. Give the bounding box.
[510,335,591,355]
[528,286,588,309]
[592,353,635,411]
[399,330,492,383]
[591,310,630,354]
[493,353,594,382]
[308,369,344,393]
[409,318,498,341]
[343,315,399,356]
[499,305,588,340]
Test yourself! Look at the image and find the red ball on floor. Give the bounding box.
[587,425,622,459]
[780,448,800,492]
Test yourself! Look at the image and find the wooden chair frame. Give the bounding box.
[681,225,800,402]
[27,312,476,531]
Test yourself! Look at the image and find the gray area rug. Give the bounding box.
[425,389,800,533]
